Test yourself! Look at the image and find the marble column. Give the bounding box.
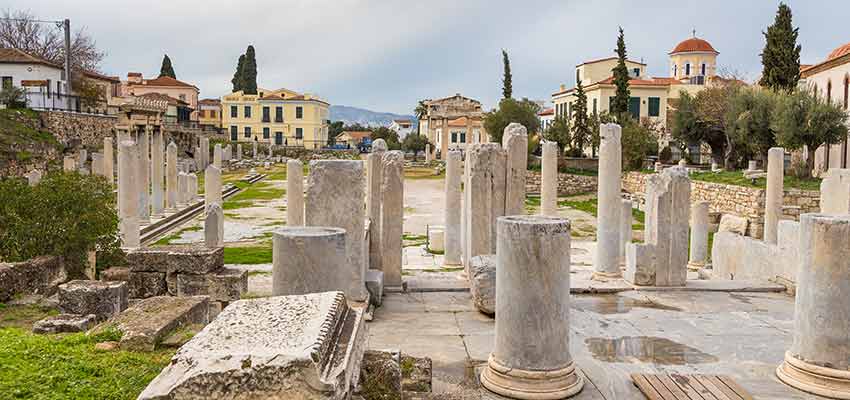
[688,201,710,270]
[91,152,103,177]
[204,165,223,212]
[194,146,203,171]
[620,199,633,263]
[272,226,348,297]
[366,139,387,272]
[463,143,506,270]
[236,144,242,160]
[213,143,222,169]
[502,123,528,217]
[252,141,258,159]
[177,172,187,206]
[188,173,198,203]
[150,129,164,216]
[425,143,431,162]
[165,142,178,211]
[103,137,114,185]
[765,147,784,244]
[78,149,87,173]
[286,159,304,226]
[776,213,850,398]
[201,137,210,168]
[118,141,140,248]
[26,169,42,186]
[820,169,850,214]
[541,141,559,216]
[305,160,367,301]
[594,123,622,278]
[137,128,151,223]
[444,149,463,265]
[481,215,583,399]
[63,156,76,171]
[381,151,404,287]
[204,203,224,248]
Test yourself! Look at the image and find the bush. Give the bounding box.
[620,118,659,171]
[659,146,673,163]
[0,87,26,108]
[0,172,120,276]
[401,133,428,153]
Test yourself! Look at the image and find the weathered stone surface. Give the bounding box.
[138,130,151,223]
[25,169,42,186]
[595,123,622,277]
[381,151,404,287]
[365,269,384,307]
[764,147,784,244]
[469,255,496,315]
[719,214,749,235]
[101,267,129,282]
[103,295,209,352]
[125,245,223,274]
[444,150,463,265]
[620,199,633,262]
[463,143,506,269]
[128,271,167,299]
[166,141,179,210]
[207,268,248,302]
[33,313,96,334]
[366,142,385,273]
[272,227,351,297]
[118,140,140,248]
[151,130,164,215]
[540,141,559,216]
[138,292,366,400]
[0,256,66,302]
[401,355,432,393]
[204,203,224,248]
[103,136,114,185]
[58,280,128,321]
[286,159,305,226]
[502,123,528,216]
[427,226,444,252]
[688,201,710,269]
[359,350,401,396]
[820,168,850,214]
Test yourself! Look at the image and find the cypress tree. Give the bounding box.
[759,2,801,92]
[502,49,512,99]
[571,79,590,155]
[159,54,176,79]
[611,27,631,121]
[231,54,245,92]
[242,45,258,95]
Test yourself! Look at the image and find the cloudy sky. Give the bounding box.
[10,0,850,114]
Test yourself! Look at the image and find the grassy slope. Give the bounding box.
[0,109,59,162]
[690,170,820,191]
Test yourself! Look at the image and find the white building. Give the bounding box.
[0,48,73,111]
[800,42,850,172]
[538,107,554,132]
[389,119,414,139]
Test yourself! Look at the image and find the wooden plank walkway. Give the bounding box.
[631,373,753,400]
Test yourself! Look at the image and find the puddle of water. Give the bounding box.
[585,336,719,364]
[572,297,683,314]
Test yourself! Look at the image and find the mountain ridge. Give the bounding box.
[329,105,417,129]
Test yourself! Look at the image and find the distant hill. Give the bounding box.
[329,105,418,131]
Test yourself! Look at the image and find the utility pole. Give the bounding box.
[63,18,72,110]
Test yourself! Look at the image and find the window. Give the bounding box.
[296,106,303,119]
[701,63,706,76]
[648,97,660,117]
[673,65,677,77]
[451,132,457,143]
[593,98,598,114]
[210,110,217,118]
[244,126,251,138]
[262,107,270,122]
[827,80,832,103]
[199,110,206,118]
[460,132,466,143]
[56,80,61,95]
[844,76,849,110]
[295,127,303,139]
[275,106,283,122]
[628,97,641,120]
[46,79,51,98]
[230,126,237,141]
[230,106,237,118]
[263,127,270,139]
[632,68,640,77]
[244,106,251,118]
[1,76,12,90]
[685,63,691,76]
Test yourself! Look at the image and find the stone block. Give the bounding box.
[624,243,656,286]
[101,267,129,282]
[0,256,66,302]
[102,295,209,352]
[401,355,433,393]
[365,270,384,307]
[58,280,128,321]
[175,274,208,297]
[127,271,167,299]
[718,214,748,235]
[427,226,445,252]
[125,245,223,275]
[359,350,401,395]
[711,231,775,280]
[207,268,248,302]
[469,255,496,315]
[32,313,97,334]
[138,291,367,400]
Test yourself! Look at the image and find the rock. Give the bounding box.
[138,291,367,400]
[365,270,384,307]
[0,256,66,302]
[32,313,96,334]
[358,350,402,397]
[125,245,223,275]
[100,295,210,352]
[94,341,119,351]
[58,280,128,321]
[100,267,129,282]
[718,214,748,236]
[469,255,496,315]
[176,268,247,302]
[400,355,432,393]
[127,271,167,299]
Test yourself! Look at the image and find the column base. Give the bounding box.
[481,354,584,400]
[687,261,706,271]
[592,270,622,281]
[777,351,850,399]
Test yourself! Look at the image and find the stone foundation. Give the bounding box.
[0,256,67,302]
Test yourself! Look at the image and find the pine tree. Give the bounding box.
[611,27,631,121]
[502,49,512,99]
[242,45,258,95]
[571,79,590,156]
[159,54,176,79]
[759,2,801,92]
[231,54,245,92]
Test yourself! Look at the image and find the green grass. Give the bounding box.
[527,164,598,176]
[404,167,444,180]
[0,303,57,330]
[152,226,202,246]
[222,182,285,210]
[402,233,428,248]
[690,170,821,191]
[422,267,464,273]
[0,108,60,149]
[223,246,273,264]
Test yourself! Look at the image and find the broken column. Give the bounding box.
[764,147,784,244]
[381,151,404,287]
[820,168,850,214]
[776,213,850,398]
[305,160,367,301]
[688,201,710,270]
[594,123,622,278]
[118,141,140,248]
[480,216,584,399]
[194,146,203,170]
[166,142,178,211]
[91,152,103,177]
[201,137,210,168]
[366,139,387,272]
[236,143,242,160]
[463,143,506,269]
[205,165,222,213]
[541,140,559,216]
[103,136,114,185]
[425,143,432,162]
[25,169,42,186]
[253,141,258,159]
[286,159,304,226]
[63,156,76,172]
[620,199,632,263]
[188,173,198,203]
[213,143,222,169]
[151,129,164,216]
[272,227,348,296]
[177,172,188,206]
[444,149,463,266]
[205,203,224,248]
[138,128,151,223]
[502,123,528,217]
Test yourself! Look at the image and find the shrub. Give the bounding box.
[659,146,673,163]
[620,118,659,171]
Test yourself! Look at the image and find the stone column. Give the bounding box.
[272,227,348,296]
[188,173,198,203]
[137,128,151,223]
[205,165,223,212]
[253,141,258,159]
[765,147,784,244]
[63,156,76,171]
[286,159,304,226]
[91,152,103,177]
[425,143,431,162]
[688,201,710,270]
[305,160,367,301]
[620,199,633,262]
[776,213,850,398]
[502,123,528,217]
[118,141,140,249]
[204,203,224,248]
[150,129,164,216]
[177,172,187,206]
[103,137,114,185]
[440,118,449,160]
[366,139,387,272]
[202,137,210,168]
[463,143,506,270]
[78,149,88,173]
[165,142,178,211]
[236,144,242,160]
[381,151,404,287]
[194,146,203,171]
[26,169,42,186]
[820,169,850,214]
[213,143,222,169]
[541,141,559,216]
[594,123,622,278]
[481,215,583,399]
[444,149,463,265]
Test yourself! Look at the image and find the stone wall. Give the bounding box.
[0,256,67,302]
[526,170,598,196]
[622,171,820,239]
[38,110,117,149]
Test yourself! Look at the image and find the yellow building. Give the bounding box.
[198,98,222,132]
[221,87,330,149]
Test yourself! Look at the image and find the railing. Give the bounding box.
[688,76,706,85]
[24,89,81,112]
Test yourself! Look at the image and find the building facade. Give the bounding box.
[538,107,554,132]
[801,42,850,173]
[198,98,222,133]
[389,119,414,139]
[0,48,71,111]
[220,88,330,149]
[418,93,487,159]
[120,73,199,124]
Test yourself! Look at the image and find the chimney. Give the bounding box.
[127,72,143,84]
[560,84,566,91]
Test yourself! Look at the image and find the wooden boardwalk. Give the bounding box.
[632,373,753,400]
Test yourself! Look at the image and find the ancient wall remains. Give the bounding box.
[526,171,598,196]
[37,111,117,148]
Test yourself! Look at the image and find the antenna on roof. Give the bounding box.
[692,28,697,38]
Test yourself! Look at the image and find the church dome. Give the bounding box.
[670,37,719,55]
[826,42,850,61]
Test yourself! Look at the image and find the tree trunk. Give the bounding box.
[803,147,816,179]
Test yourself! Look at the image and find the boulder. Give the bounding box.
[33,313,96,334]
[0,256,66,302]
[127,271,167,299]
[58,280,128,321]
[469,255,496,315]
[718,214,748,236]
[101,295,210,352]
[101,267,129,282]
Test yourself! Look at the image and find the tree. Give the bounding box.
[242,45,258,95]
[570,79,591,156]
[402,133,429,153]
[620,117,659,171]
[73,78,105,110]
[759,2,801,92]
[544,114,571,154]
[231,54,245,92]
[724,87,777,164]
[371,126,401,150]
[159,54,176,79]
[328,121,345,140]
[483,98,541,144]
[414,100,428,132]
[611,27,631,120]
[588,111,616,157]
[0,86,25,108]
[502,49,512,99]
[774,88,849,177]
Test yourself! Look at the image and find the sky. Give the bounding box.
[9,0,850,115]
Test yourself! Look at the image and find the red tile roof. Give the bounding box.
[339,131,372,140]
[538,108,554,116]
[132,75,198,89]
[81,69,120,83]
[0,48,61,68]
[827,42,850,61]
[199,98,221,105]
[576,56,646,67]
[138,92,188,106]
[670,37,718,54]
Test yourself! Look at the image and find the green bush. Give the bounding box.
[0,172,120,276]
[659,146,673,163]
[621,118,659,171]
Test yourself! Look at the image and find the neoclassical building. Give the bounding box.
[418,94,487,159]
[801,42,850,172]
